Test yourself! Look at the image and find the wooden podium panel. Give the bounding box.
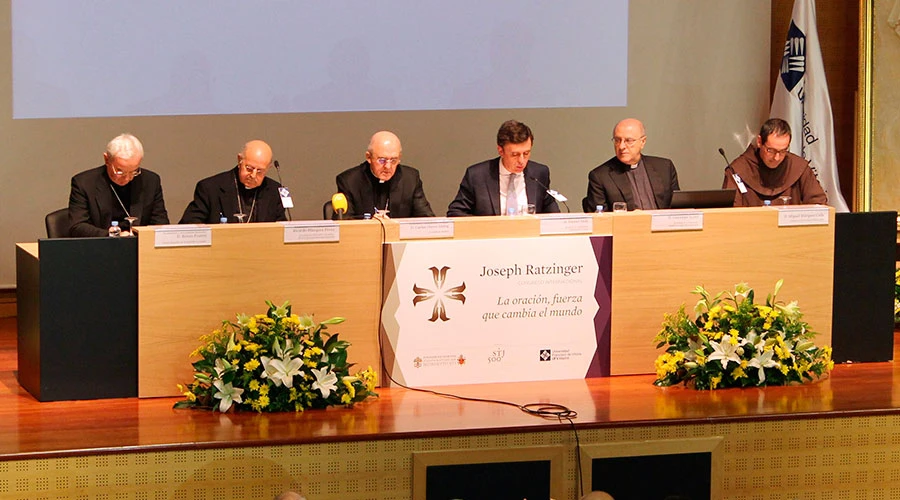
[136,222,383,397]
[383,208,835,377]
[610,207,834,375]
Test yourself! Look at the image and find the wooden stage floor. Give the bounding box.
[2,315,899,461]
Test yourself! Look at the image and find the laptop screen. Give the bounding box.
[669,189,736,209]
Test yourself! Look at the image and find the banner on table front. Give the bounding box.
[382,236,612,387]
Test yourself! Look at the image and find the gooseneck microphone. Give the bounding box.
[332,193,348,220]
[719,147,747,205]
[529,176,570,213]
[273,160,293,221]
[718,148,730,166]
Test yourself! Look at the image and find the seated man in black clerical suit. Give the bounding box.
[68,133,169,237]
[180,140,287,224]
[334,130,434,219]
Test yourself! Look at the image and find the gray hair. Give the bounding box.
[105,133,144,161]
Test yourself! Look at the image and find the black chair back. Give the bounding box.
[45,208,69,238]
[323,200,334,220]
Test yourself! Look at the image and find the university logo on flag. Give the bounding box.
[781,22,805,92]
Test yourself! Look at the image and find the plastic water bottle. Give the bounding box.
[595,205,604,214]
[363,213,372,220]
[763,200,772,207]
[108,220,121,237]
[219,216,228,223]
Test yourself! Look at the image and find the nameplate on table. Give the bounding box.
[398,219,455,239]
[777,206,830,227]
[282,221,340,243]
[539,214,594,235]
[651,211,704,232]
[154,225,212,248]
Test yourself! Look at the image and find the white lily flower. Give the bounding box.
[708,335,741,369]
[748,342,778,383]
[260,355,304,388]
[311,367,338,398]
[212,379,244,412]
[214,358,232,378]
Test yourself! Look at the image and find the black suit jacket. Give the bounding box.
[179,167,286,224]
[585,155,680,211]
[68,165,169,237]
[335,162,434,219]
[446,158,560,216]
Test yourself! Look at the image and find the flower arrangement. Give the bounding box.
[175,300,378,412]
[653,280,833,390]
[894,268,900,324]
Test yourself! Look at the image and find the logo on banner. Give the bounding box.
[412,266,466,322]
[780,21,806,92]
[539,349,551,362]
[413,356,423,368]
[457,354,466,365]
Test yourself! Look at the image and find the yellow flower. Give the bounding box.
[244,359,260,372]
[342,379,356,399]
[258,395,270,408]
[723,305,735,312]
[341,393,352,404]
[244,342,261,353]
[710,375,722,389]
[729,328,739,337]
[289,387,299,402]
[259,383,270,396]
[728,335,739,346]
[248,380,260,391]
[732,366,746,379]
[708,305,722,319]
[306,360,318,368]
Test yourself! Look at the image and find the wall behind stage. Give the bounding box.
[0,1,771,287]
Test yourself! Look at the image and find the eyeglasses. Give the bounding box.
[763,146,790,156]
[375,157,400,166]
[111,166,142,178]
[241,163,268,176]
[612,136,645,147]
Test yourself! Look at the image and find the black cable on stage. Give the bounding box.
[370,217,579,423]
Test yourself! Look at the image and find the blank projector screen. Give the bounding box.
[12,0,628,119]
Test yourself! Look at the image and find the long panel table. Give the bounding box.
[136,208,835,397]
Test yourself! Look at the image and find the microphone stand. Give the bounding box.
[273,160,293,221]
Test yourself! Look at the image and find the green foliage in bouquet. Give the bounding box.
[653,280,833,390]
[175,300,378,412]
[894,268,900,324]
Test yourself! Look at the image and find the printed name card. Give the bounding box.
[539,213,594,235]
[154,225,212,247]
[398,218,455,239]
[651,211,704,232]
[777,206,830,227]
[282,221,340,243]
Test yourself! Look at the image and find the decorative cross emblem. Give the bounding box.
[412,266,466,322]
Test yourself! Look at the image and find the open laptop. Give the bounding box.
[669,189,736,209]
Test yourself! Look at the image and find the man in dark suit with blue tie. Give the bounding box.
[447,120,560,216]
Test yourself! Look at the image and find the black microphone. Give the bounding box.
[529,176,570,213]
[719,147,746,205]
[273,160,293,221]
[718,148,730,167]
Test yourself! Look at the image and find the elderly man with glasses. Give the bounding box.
[584,118,680,213]
[180,139,287,223]
[68,133,170,237]
[723,118,827,207]
[333,130,434,219]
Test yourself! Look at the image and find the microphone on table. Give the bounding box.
[719,147,747,203]
[332,193,348,220]
[273,160,293,221]
[529,176,570,213]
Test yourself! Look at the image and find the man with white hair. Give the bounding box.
[68,133,169,237]
[334,130,434,219]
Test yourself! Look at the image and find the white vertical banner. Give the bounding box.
[770,0,849,212]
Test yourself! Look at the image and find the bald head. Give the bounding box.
[237,139,273,189]
[366,131,402,181]
[612,118,647,165]
[581,491,615,500]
